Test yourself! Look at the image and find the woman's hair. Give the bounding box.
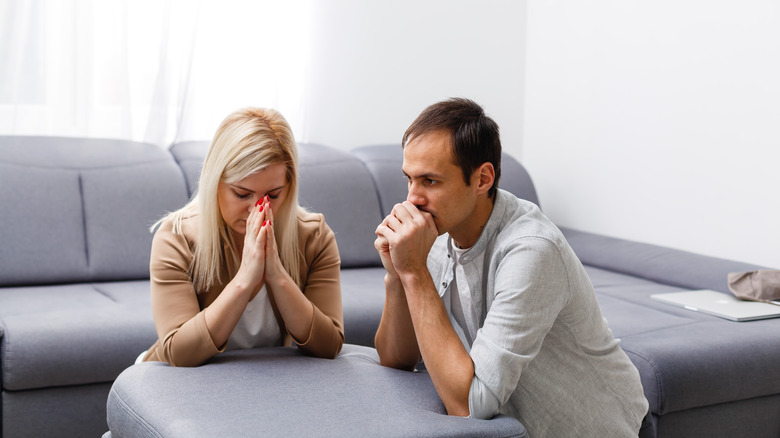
[157,107,304,292]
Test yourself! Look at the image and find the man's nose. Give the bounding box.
[407,182,426,207]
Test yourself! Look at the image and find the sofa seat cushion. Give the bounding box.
[587,265,780,416]
[340,267,387,347]
[106,344,526,438]
[0,281,156,391]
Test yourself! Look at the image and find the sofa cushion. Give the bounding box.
[340,267,387,347]
[106,344,527,438]
[3,382,114,438]
[351,144,541,216]
[0,281,157,391]
[585,265,780,416]
[168,140,208,196]
[0,163,88,283]
[169,141,383,268]
[0,136,189,286]
[561,218,780,419]
[297,143,383,268]
[562,227,768,294]
[166,140,206,195]
[350,144,408,217]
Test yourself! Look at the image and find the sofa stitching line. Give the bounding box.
[91,283,118,303]
[108,385,164,437]
[612,319,700,338]
[78,172,90,268]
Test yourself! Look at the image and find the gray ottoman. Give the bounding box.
[105,344,526,437]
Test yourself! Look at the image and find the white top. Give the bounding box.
[226,285,282,351]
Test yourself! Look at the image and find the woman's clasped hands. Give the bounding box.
[237,195,285,295]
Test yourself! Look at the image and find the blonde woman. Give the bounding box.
[139,107,344,367]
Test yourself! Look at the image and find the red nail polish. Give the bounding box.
[259,204,264,212]
[265,194,270,202]
[262,220,268,227]
[255,200,261,207]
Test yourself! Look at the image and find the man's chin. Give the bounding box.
[431,219,445,236]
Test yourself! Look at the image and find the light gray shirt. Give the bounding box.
[428,189,648,437]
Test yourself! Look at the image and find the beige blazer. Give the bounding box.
[143,210,344,366]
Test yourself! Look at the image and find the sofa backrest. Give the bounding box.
[351,144,541,216]
[169,141,383,269]
[1,137,533,287]
[0,136,189,286]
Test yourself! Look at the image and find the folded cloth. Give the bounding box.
[728,270,780,303]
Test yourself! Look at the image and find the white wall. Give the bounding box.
[524,1,780,268]
[302,0,526,158]
[299,1,778,268]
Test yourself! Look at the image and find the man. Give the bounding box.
[373,98,649,437]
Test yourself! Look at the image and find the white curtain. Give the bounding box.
[0,0,311,147]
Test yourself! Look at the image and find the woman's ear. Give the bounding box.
[474,162,495,195]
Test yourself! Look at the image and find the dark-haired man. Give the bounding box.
[374,98,649,437]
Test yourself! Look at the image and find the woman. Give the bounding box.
[139,107,344,366]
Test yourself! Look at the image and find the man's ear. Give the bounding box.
[473,163,495,195]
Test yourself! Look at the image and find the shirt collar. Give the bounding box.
[447,189,508,264]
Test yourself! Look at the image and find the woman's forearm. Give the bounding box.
[266,270,316,343]
[203,278,255,348]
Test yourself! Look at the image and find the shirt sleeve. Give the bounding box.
[467,236,571,419]
[147,220,223,367]
[468,373,501,419]
[292,214,345,359]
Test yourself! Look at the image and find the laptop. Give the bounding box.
[651,289,780,322]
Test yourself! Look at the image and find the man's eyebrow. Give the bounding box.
[402,170,444,180]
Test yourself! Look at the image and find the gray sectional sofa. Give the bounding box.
[1,135,779,437]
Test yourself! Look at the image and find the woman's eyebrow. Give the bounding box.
[230,184,253,193]
[230,184,285,193]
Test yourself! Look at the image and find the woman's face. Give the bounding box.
[217,163,288,237]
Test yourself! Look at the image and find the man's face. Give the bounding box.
[402,131,479,239]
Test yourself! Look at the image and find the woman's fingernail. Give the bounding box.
[255,199,261,207]
[259,204,264,212]
[265,194,270,202]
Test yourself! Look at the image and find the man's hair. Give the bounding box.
[402,98,501,198]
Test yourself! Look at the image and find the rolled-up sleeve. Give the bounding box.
[466,236,571,418]
[468,368,501,419]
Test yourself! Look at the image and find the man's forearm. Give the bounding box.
[400,271,474,417]
[375,275,421,370]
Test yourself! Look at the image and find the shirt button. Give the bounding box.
[442,282,447,288]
